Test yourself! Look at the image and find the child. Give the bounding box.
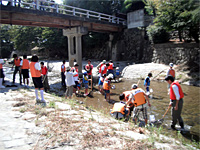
[103,74,112,102]
[20,55,29,87]
[144,73,152,95]
[83,71,89,96]
[61,60,66,87]
[40,62,50,92]
[115,67,121,82]
[29,54,46,103]
[98,74,106,94]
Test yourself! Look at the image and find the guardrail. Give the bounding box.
[0,0,127,25]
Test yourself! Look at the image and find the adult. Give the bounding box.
[12,54,22,85]
[65,66,76,99]
[0,58,5,88]
[61,60,66,87]
[30,54,46,103]
[107,60,115,78]
[100,63,109,78]
[97,60,106,77]
[20,55,29,87]
[40,62,50,92]
[165,75,184,130]
[127,84,151,125]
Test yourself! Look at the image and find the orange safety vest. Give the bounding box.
[111,102,125,114]
[21,59,29,69]
[30,62,41,77]
[99,63,104,73]
[103,80,111,90]
[61,64,66,72]
[14,58,21,67]
[0,64,2,69]
[132,88,146,107]
[101,64,107,75]
[170,81,184,100]
[169,69,175,78]
[108,63,113,70]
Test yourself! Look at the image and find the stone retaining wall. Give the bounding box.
[152,43,200,66]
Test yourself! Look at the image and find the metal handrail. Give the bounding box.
[1,0,127,25]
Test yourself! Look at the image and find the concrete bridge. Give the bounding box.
[0,0,127,71]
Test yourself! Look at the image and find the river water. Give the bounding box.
[3,65,200,142]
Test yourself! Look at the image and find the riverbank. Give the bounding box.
[0,85,198,150]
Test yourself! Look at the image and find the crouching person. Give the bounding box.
[110,99,130,121]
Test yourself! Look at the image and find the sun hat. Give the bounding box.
[131,84,138,89]
[169,63,173,67]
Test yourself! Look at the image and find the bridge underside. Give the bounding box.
[0,5,123,32]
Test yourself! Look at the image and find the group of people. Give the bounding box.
[111,63,184,130]
[0,55,184,130]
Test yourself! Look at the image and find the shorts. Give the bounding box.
[0,69,4,78]
[73,81,79,89]
[133,105,147,120]
[21,69,29,78]
[98,80,103,86]
[32,77,43,89]
[146,87,149,92]
[104,89,110,93]
[84,83,88,89]
[88,75,92,79]
[65,85,73,97]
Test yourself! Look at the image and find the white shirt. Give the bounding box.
[65,71,76,86]
[172,84,180,100]
[20,59,30,66]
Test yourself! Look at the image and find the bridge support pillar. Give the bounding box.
[63,27,88,73]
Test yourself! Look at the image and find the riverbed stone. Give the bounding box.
[55,102,71,110]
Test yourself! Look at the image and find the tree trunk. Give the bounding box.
[178,30,182,42]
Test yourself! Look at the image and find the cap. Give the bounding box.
[74,63,79,66]
[169,63,173,67]
[131,84,138,89]
[66,66,71,71]
[107,74,113,79]
[83,71,87,75]
[116,67,119,70]
[102,60,106,64]
[165,75,174,82]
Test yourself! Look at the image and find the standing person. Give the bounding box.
[30,55,46,103]
[0,58,5,88]
[40,62,50,92]
[97,60,106,77]
[85,59,93,88]
[65,66,76,99]
[107,60,115,78]
[167,63,175,89]
[127,84,151,125]
[71,64,79,93]
[165,75,184,130]
[103,74,112,102]
[61,60,66,87]
[98,74,106,94]
[83,71,89,96]
[20,55,29,87]
[144,73,152,95]
[12,54,22,85]
[115,67,121,82]
[100,63,109,78]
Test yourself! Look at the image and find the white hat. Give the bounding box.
[169,63,173,67]
[131,84,138,89]
[116,67,119,69]
[102,60,106,63]
[66,66,71,71]
[107,74,113,79]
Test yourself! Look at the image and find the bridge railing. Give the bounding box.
[1,0,127,25]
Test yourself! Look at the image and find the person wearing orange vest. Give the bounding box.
[20,55,29,87]
[0,58,5,88]
[103,74,113,102]
[165,75,184,130]
[61,60,66,87]
[101,63,109,78]
[107,60,115,79]
[30,54,45,104]
[97,60,106,77]
[40,62,50,92]
[12,54,22,85]
[110,100,130,120]
[127,84,151,125]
